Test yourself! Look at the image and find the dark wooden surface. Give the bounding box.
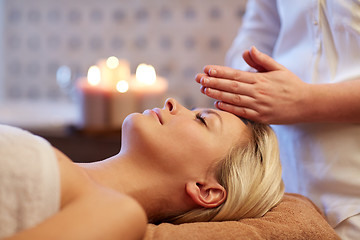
[39,129,121,163]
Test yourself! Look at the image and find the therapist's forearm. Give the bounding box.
[304,79,360,123]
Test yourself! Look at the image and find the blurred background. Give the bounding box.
[0,0,247,162]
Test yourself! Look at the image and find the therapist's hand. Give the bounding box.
[196,47,310,124]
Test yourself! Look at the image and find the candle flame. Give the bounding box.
[106,56,119,69]
[87,65,101,86]
[116,80,129,93]
[136,63,156,85]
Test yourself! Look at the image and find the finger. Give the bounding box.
[215,101,259,121]
[203,65,256,84]
[199,76,254,97]
[195,73,208,84]
[249,46,286,71]
[242,50,267,72]
[203,87,255,108]
[203,65,222,75]
[200,85,206,94]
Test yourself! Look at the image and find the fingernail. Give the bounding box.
[201,77,209,84]
[209,69,217,75]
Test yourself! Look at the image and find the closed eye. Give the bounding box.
[195,113,207,127]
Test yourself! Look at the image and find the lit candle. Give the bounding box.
[75,65,108,130]
[130,63,168,111]
[97,57,130,90]
[87,65,101,86]
[102,57,136,129]
[109,79,136,129]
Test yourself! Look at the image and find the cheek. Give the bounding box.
[172,125,208,149]
[161,125,223,166]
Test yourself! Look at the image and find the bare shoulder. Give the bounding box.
[5,183,147,240]
[89,188,148,240]
[52,147,147,240]
[52,147,92,207]
[63,178,148,240]
[5,148,147,240]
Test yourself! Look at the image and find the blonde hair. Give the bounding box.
[169,122,284,223]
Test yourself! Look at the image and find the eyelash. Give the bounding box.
[195,113,207,126]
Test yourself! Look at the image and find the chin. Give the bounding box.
[122,112,138,129]
[121,112,159,152]
[122,112,142,135]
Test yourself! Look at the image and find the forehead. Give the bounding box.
[189,108,251,163]
[217,110,247,133]
[194,108,245,124]
[194,108,248,135]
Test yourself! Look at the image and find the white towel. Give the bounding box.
[0,124,60,238]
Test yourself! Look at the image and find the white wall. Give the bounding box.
[0,0,247,128]
[0,0,4,101]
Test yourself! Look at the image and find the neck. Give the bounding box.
[77,151,189,222]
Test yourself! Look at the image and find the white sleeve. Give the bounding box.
[226,0,281,70]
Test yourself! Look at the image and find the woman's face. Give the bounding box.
[121,98,249,180]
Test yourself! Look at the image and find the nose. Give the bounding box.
[164,98,182,114]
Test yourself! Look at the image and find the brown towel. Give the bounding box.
[144,193,340,240]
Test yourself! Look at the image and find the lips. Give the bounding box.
[152,108,163,125]
[144,109,163,125]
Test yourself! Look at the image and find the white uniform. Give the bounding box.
[226,0,360,238]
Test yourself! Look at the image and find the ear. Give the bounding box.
[185,181,226,208]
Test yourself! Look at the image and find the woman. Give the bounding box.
[0,98,284,240]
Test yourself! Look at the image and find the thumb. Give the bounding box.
[249,46,285,72]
